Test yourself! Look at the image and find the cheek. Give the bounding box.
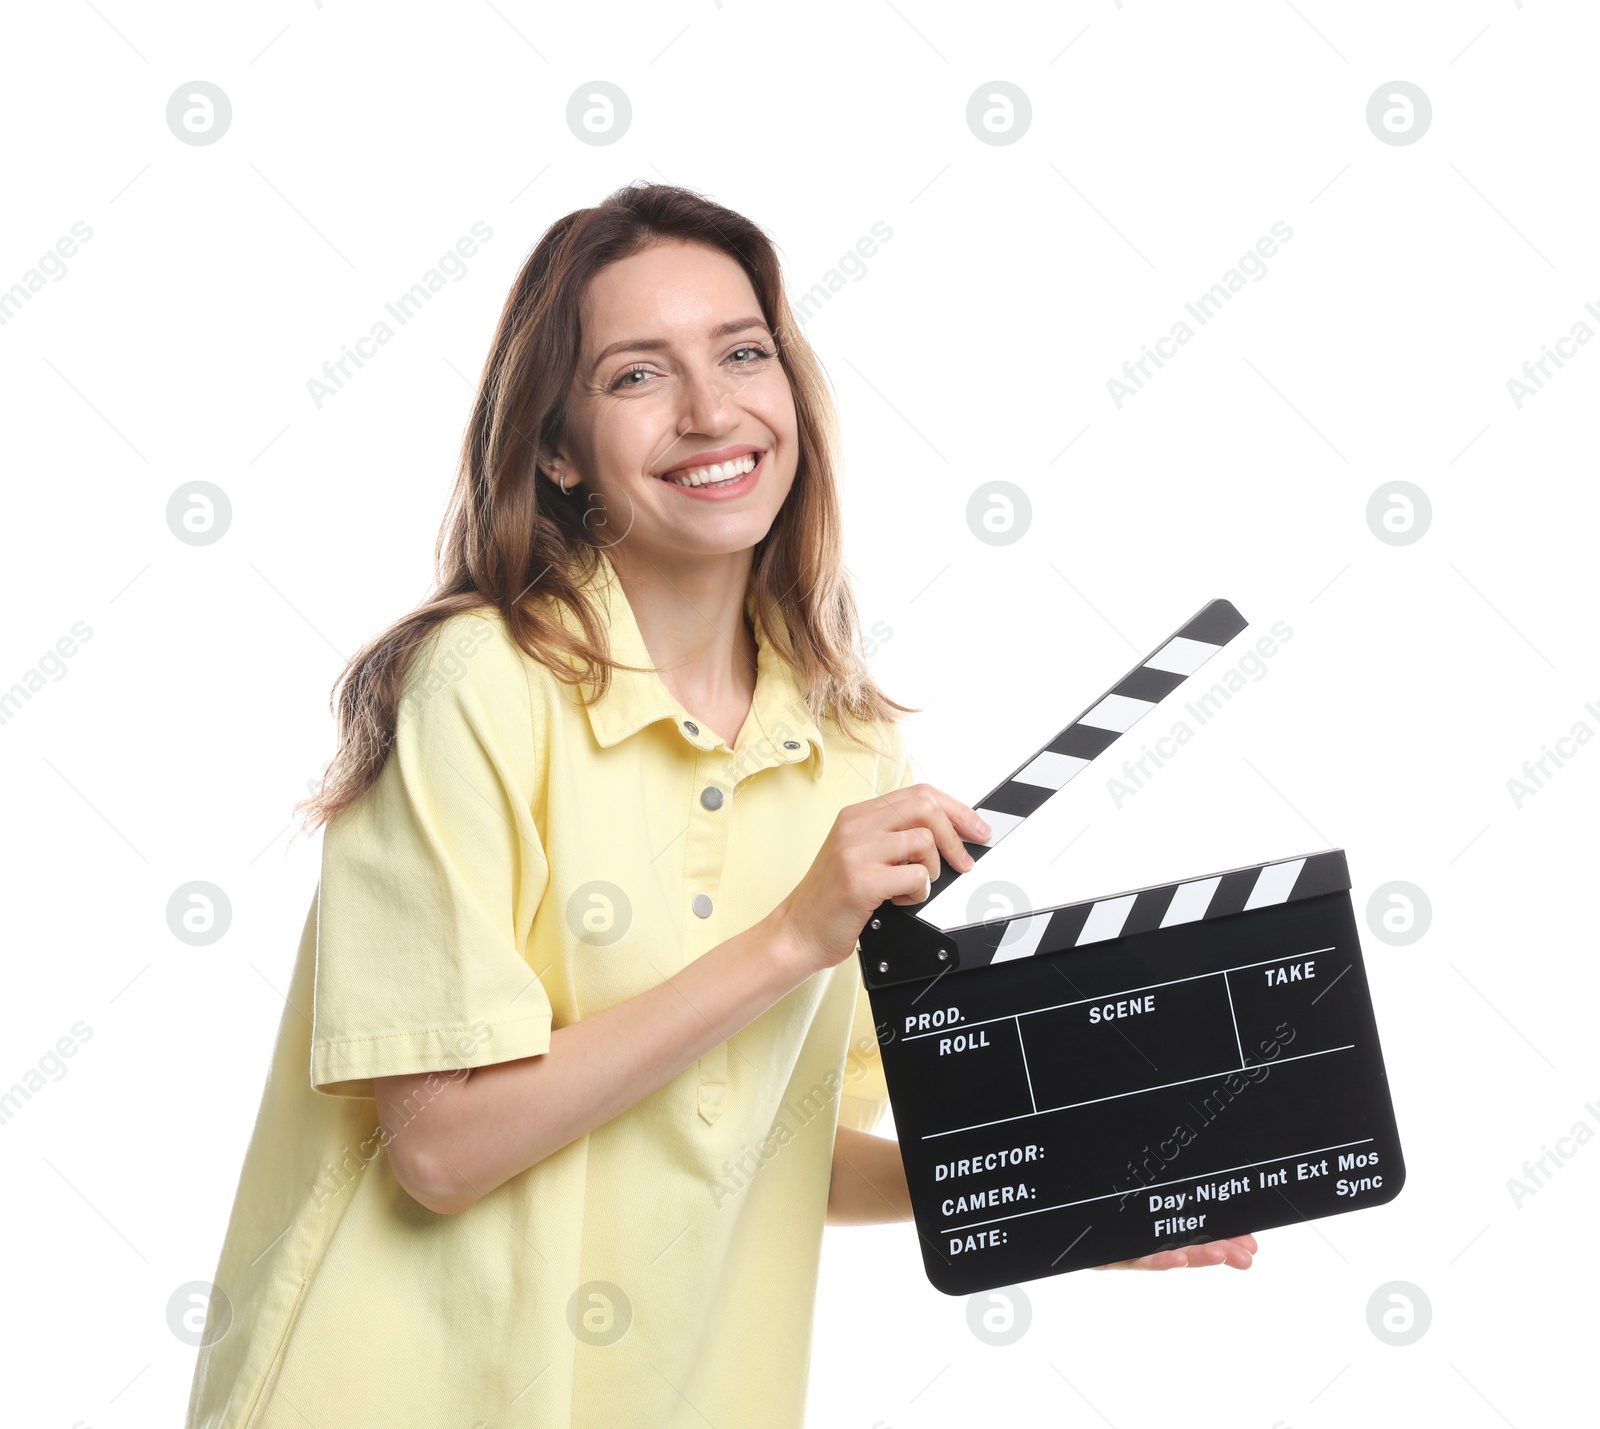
[747,368,799,438]
[588,400,667,473]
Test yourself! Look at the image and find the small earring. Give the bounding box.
[559,473,569,493]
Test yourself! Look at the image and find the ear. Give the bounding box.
[535,449,577,491]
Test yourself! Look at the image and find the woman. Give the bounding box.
[185,181,1254,1429]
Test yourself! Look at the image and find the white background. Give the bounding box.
[2,2,1595,1426]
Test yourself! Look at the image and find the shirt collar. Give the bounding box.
[558,545,827,779]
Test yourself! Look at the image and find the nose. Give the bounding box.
[675,359,741,441]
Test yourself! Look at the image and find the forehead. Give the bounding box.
[580,240,766,352]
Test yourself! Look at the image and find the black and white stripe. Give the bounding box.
[971,849,1351,969]
[923,598,1248,904]
[858,846,1352,986]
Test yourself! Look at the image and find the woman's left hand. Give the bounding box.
[1094,1233,1257,1270]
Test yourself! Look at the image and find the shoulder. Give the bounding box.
[883,714,909,759]
[819,704,910,781]
[883,716,912,788]
[396,608,553,751]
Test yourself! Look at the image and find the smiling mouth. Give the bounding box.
[655,451,761,489]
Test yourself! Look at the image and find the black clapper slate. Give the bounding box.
[856,601,1406,1296]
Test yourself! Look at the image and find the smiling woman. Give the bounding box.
[531,241,814,609]
[183,181,1243,1429]
[181,180,987,1429]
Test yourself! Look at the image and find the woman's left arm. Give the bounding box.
[826,1126,912,1225]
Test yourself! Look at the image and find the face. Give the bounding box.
[542,240,799,569]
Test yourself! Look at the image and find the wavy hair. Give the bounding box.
[296,180,915,832]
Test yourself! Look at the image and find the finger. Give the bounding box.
[906,789,974,873]
[883,825,941,899]
[1180,1241,1229,1268]
[926,785,992,851]
[1093,1235,1256,1272]
[1144,1249,1191,1270]
[885,859,935,907]
[1094,1248,1190,1271]
[1181,1239,1253,1270]
[872,826,939,906]
[1207,1234,1258,1266]
[886,786,984,872]
[1219,1238,1256,1269]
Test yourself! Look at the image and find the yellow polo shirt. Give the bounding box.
[185,544,907,1429]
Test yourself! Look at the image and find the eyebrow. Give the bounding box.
[588,317,772,378]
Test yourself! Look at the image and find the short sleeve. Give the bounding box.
[309,611,554,1098]
[838,967,892,1133]
[837,720,915,1134]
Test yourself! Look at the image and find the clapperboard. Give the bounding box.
[857,600,1406,1295]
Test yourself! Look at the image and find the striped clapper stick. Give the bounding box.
[856,601,1406,1296]
[866,596,1250,981]
[960,598,1250,864]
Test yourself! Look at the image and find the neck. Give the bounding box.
[604,545,759,713]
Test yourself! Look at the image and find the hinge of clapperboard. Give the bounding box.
[857,599,1351,990]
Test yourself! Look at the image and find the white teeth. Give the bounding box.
[661,451,759,487]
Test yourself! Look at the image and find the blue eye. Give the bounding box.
[607,343,773,393]
[610,365,653,391]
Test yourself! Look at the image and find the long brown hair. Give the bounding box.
[296,180,915,832]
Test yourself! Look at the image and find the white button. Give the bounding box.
[691,893,713,918]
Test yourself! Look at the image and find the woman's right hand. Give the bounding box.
[770,784,992,979]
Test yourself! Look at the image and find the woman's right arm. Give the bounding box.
[373,784,989,1215]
